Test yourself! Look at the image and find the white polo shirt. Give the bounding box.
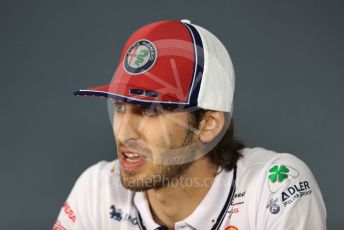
[133,163,234,230]
[54,147,327,230]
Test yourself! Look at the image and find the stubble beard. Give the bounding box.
[120,131,199,192]
[120,161,194,192]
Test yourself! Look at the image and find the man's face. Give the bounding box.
[112,100,202,191]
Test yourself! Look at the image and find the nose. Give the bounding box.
[113,110,141,143]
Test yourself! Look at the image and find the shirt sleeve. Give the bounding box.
[256,154,327,230]
[53,162,102,230]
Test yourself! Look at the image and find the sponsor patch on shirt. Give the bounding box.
[268,164,299,193]
[109,204,138,226]
[267,180,313,215]
[281,181,312,207]
[63,202,76,224]
[266,198,281,214]
[53,220,67,230]
[225,226,239,230]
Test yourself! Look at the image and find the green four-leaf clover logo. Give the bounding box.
[269,165,289,183]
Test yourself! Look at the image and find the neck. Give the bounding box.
[146,157,218,229]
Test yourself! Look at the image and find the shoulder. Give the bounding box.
[74,160,117,188]
[55,160,138,229]
[238,147,306,165]
[235,147,326,229]
[236,147,320,195]
[237,147,315,181]
[70,159,133,204]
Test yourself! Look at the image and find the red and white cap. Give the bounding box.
[74,19,235,112]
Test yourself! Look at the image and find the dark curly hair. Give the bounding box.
[189,109,245,172]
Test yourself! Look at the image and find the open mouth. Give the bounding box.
[122,151,147,162]
[119,147,148,170]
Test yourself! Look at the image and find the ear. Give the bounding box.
[198,111,225,143]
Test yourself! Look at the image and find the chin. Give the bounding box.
[119,170,166,192]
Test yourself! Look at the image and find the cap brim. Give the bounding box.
[73,84,198,110]
[73,84,111,98]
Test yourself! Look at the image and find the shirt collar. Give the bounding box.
[175,167,234,229]
[133,168,234,230]
[134,191,161,230]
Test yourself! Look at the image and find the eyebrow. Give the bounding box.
[112,100,150,113]
[112,99,176,113]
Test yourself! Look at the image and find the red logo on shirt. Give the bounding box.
[225,226,239,230]
[63,202,76,223]
[53,220,66,230]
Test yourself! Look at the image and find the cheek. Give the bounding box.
[112,114,123,134]
[141,114,190,149]
[140,122,168,148]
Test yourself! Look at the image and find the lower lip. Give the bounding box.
[120,154,147,170]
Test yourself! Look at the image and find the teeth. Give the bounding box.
[126,157,142,163]
[124,152,139,158]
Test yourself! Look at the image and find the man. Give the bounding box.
[54,19,326,230]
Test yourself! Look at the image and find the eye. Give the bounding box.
[142,107,160,117]
[113,101,126,113]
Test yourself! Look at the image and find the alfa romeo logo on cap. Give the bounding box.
[123,39,157,75]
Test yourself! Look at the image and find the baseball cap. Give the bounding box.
[73,19,235,113]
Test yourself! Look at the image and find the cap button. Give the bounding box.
[180,19,191,24]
